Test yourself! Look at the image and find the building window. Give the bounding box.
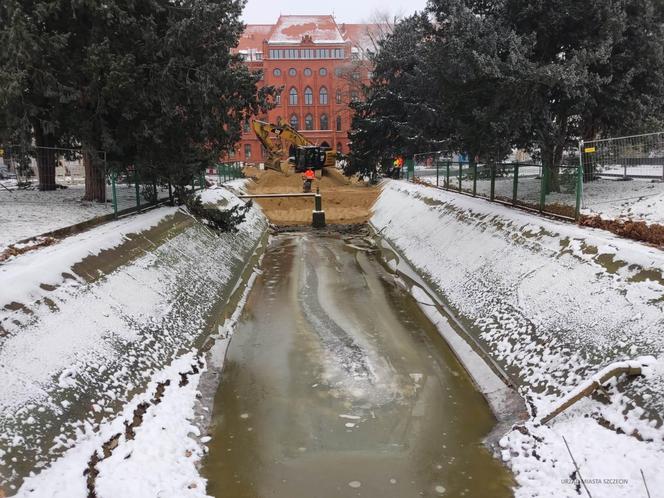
[319,87,328,105]
[336,115,342,131]
[304,68,312,77]
[336,89,342,104]
[319,67,327,76]
[244,143,252,159]
[320,114,329,130]
[275,92,281,105]
[289,68,297,77]
[290,114,299,129]
[301,48,314,59]
[289,87,298,105]
[304,113,313,130]
[334,68,343,77]
[243,121,250,133]
[229,148,235,158]
[273,68,281,77]
[351,71,360,81]
[304,87,313,105]
[351,91,359,101]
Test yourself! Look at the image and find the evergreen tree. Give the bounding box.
[0,0,272,198]
[347,14,434,176]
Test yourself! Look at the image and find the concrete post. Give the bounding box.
[312,190,325,228]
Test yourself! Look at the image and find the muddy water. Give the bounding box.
[204,233,513,497]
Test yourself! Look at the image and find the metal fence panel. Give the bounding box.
[581,132,664,222]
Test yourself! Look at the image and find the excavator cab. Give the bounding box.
[294,146,327,173]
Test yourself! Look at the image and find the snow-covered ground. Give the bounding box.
[372,181,664,498]
[0,187,267,495]
[582,177,664,224]
[0,182,141,252]
[415,168,664,225]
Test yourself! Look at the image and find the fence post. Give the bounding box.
[512,162,519,205]
[472,162,477,196]
[111,171,118,217]
[539,165,547,212]
[446,161,450,188]
[168,181,173,206]
[490,162,496,201]
[436,160,440,187]
[576,143,584,221]
[134,169,141,210]
[200,173,205,189]
[458,162,462,191]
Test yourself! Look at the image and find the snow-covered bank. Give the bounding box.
[372,181,664,497]
[0,187,267,494]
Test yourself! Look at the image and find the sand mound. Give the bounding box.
[243,167,380,225]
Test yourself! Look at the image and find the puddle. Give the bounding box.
[594,253,628,274]
[203,232,514,497]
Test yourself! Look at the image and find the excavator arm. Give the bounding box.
[250,118,339,173]
[251,120,290,173]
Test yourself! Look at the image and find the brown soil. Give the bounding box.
[244,167,380,225]
[580,215,664,248]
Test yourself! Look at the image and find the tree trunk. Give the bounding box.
[82,150,106,202]
[34,126,57,191]
[541,143,563,194]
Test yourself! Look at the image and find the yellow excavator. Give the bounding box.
[251,118,338,176]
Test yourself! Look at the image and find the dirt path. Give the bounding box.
[243,166,380,225]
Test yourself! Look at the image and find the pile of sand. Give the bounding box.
[243,167,380,225]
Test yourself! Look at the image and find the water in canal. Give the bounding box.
[203,231,513,497]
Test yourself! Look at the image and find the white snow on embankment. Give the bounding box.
[0,186,266,496]
[372,181,664,498]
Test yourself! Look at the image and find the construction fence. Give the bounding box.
[412,132,664,224]
[411,152,582,219]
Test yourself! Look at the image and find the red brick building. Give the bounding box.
[229,15,380,164]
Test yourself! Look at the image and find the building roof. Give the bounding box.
[236,24,272,52]
[267,15,345,45]
[236,16,386,53]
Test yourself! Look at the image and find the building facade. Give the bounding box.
[230,15,379,164]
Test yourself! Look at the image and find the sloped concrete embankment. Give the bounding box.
[0,187,268,493]
[371,181,664,498]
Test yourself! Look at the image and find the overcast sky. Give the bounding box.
[241,0,428,24]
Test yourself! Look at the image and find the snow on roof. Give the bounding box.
[268,15,344,45]
[236,24,272,52]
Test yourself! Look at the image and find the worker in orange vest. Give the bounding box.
[302,167,315,192]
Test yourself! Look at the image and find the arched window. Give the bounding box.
[304,87,313,105]
[290,114,299,130]
[320,113,329,130]
[289,87,298,105]
[319,87,328,105]
[335,89,342,104]
[304,113,314,130]
[336,115,342,131]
